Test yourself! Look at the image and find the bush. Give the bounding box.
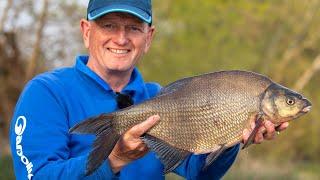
[1,156,15,180]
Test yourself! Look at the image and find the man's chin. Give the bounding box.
[107,66,133,73]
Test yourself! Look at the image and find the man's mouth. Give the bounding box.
[108,48,130,54]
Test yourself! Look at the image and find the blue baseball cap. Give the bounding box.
[87,0,152,24]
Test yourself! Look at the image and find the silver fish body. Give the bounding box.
[114,71,272,153]
[70,70,312,175]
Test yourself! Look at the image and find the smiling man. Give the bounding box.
[82,12,155,92]
[9,0,289,179]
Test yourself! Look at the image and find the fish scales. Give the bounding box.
[113,71,271,153]
[70,70,312,175]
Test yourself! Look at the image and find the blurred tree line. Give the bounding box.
[0,0,85,156]
[0,0,319,175]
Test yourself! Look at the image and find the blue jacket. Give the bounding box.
[10,55,239,180]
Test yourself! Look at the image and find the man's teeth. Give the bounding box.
[109,48,129,54]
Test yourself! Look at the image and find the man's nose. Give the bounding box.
[113,27,129,45]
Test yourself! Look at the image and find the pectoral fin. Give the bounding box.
[242,113,264,149]
[202,144,226,171]
[141,134,191,173]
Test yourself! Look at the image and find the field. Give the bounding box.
[166,154,320,180]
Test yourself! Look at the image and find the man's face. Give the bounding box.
[81,12,155,74]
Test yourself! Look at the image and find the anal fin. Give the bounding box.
[141,134,190,173]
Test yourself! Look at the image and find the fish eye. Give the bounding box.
[286,97,295,105]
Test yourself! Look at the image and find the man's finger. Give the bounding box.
[263,120,276,140]
[128,115,160,137]
[138,144,148,152]
[254,126,266,143]
[275,122,289,132]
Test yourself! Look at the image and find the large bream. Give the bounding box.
[70,70,312,175]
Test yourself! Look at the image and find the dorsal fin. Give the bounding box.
[159,77,193,96]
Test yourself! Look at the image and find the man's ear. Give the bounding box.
[80,19,91,48]
[144,25,155,53]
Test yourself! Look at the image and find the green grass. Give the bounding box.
[165,154,320,180]
[223,154,320,180]
[0,156,15,180]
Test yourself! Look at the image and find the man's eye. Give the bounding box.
[128,25,143,32]
[104,24,116,30]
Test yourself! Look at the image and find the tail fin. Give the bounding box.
[69,114,121,176]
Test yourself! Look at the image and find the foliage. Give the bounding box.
[0,156,14,180]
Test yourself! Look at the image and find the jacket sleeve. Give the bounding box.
[9,80,117,180]
[174,144,240,180]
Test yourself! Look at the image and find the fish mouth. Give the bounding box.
[301,105,312,113]
[300,98,312,113]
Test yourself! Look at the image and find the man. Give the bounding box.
[9,0,288,179]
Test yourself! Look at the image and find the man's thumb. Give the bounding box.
[128,115,160,137]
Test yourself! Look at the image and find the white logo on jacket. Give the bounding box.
[15,116,26,135]
[15,116,34,180]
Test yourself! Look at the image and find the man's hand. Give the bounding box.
[108,115,160,173]
[243,119,289,145]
